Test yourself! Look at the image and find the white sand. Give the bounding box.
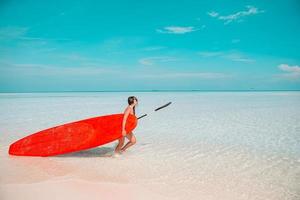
[1,92,300,200]
[1,179,171,200]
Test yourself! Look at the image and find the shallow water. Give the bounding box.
[1,91,300,200]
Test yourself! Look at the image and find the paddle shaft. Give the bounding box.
[137,102,172,120]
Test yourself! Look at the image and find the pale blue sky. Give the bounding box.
[0,0,300,92]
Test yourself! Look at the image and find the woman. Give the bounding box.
[114,96,138,154]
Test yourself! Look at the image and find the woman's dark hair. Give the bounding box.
[128,96,138,115]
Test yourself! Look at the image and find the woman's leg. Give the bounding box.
[115,137,125,153]
[121,132,136,152]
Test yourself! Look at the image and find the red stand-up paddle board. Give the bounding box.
[9,114,137,157]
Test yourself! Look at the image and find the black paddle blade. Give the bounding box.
[155,102,172,111]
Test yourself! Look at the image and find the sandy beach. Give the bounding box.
[1,92,300,200]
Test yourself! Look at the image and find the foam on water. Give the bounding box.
[1,92,299,200]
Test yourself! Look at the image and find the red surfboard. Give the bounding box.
[9,114,137,157]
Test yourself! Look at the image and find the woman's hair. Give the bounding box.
[128,96,138,115]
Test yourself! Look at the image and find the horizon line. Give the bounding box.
[1,89,300,93]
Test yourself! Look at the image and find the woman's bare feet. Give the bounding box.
[119,149,125,153]
[114,149,122,154]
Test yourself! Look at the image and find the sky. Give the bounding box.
[0,0,300,92]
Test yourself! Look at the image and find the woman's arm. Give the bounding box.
[122,107,130,136]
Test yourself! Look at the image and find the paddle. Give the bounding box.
[137,102,172,120]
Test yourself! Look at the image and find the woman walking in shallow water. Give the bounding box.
[114,96,138,154]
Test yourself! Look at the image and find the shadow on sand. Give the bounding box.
[53,142,150,158]
[54,146,115,158]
